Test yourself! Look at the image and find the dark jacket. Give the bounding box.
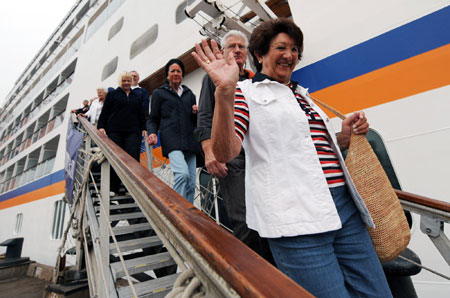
[75,105,89,115]
[132,86,150,119]
[146,82,197,157]
[97,87,146,133]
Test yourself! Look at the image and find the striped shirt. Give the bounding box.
[234,82,345,188]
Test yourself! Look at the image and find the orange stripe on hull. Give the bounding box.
[311,44,450,115]
[0,181,65,210]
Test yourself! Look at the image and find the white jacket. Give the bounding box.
[85,99,103,124]
[237,78,373,238]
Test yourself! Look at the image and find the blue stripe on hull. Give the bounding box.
[291,5,450,92]
[0,169,65,202]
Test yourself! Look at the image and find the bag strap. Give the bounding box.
[308,95,347,120]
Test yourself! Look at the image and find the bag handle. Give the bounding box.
[309,95,347,121]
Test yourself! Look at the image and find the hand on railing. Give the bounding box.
[99,128,107,137]
[147,133,157,146]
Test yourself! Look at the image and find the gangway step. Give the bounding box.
[111,252,176,279]
[92,195,134,202]
[112,223,153,236]
[110,212,145,222]
[117,272,180,298]
[95,203,138,211]
[110,236,162,253]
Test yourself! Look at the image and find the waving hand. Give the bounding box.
[192,39,239,95]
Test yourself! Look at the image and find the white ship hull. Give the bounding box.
[0,0,449,296]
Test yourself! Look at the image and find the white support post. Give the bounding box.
[212,177,220,224]
[99,160,111,297]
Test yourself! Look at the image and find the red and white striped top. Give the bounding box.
[234,84,345,188]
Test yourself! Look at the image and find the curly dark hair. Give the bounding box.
[248,18,303,72]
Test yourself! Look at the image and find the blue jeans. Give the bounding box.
[168,150,196,204]
[268,186,392,298]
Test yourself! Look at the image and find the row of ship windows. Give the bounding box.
[100,0,194,80]
[13,200,66,240]
[0,0,194,165]
[0,135,60,194]
[1,0,192,141]
[0,96,68,168]
[0,60,75,149]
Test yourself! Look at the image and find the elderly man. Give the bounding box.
[130,70,150,119]
[195,30,274,265]
[71,99,89,115]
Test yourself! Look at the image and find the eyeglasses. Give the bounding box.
[271,43,299,55]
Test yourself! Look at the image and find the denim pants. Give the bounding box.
[268,186,392,298]
[168,150,196,204]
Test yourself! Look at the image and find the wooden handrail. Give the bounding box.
[395,189,450,213]
[78,116,313,297]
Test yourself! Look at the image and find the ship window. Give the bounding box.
[108,17,124,41]
[176,0,196,24]
[51,200,66,240]
[14,213,23,234]
[53,94,70,116]
[101,56,119,81]
[45,77,59,98]
[130,24,158,59]
[76,1,91,21]
[25,148,41,171]
[61,59,77,82]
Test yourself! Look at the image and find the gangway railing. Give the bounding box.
[396,190,450,268]
[62,115,313,297]
[58,114,450,297]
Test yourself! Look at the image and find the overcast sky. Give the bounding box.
[0,0,76,106]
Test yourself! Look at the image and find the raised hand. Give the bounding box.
[192,39,239,94]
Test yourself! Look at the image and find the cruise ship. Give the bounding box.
[0,0,449,297]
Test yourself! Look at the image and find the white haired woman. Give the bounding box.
[81,87,107,126]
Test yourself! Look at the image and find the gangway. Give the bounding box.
[53,115,313,297]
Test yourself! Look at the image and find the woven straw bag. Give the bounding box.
[311,96,410,262]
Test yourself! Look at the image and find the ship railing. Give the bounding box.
[1,111,65,166]
[0,156,56,194]
[66,115,313,297]
[396,190,450,269]
[0,69,72,153]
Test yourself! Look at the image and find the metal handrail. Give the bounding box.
[396,189,450,215]
[77,116,313,297]
[396,188,450,269]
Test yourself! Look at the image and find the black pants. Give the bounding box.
[107,131,141,193]
[218,149,275,266]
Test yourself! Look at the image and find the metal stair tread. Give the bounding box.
[117,272,180,298]
[95,203,137,211]
[112,223,153,236]
[110,236,162,253]
[109,212,145,221]
[93,195,134,202]
[111,252,175,279]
